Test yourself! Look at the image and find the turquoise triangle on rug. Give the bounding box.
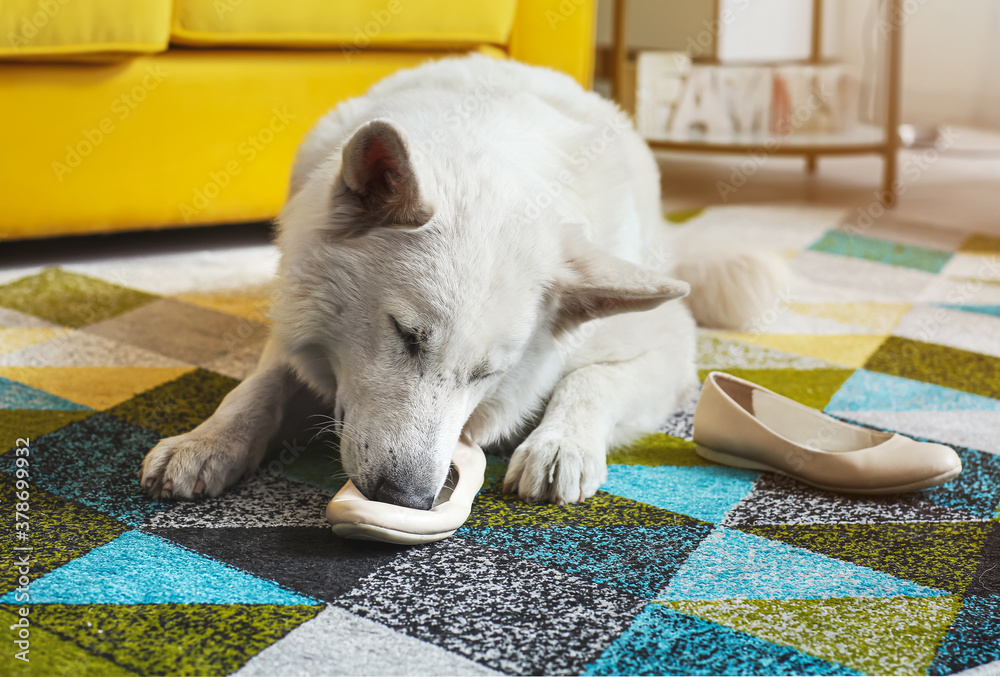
[0,531,314,605]
[657,526,949,600]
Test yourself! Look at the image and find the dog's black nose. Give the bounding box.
[374,477,435,511]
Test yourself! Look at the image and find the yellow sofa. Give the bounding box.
[0,0,595,240]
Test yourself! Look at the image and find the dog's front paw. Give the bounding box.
[139,432,250,500]
[503,431,607,505]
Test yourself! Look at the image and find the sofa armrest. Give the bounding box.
[509,0,596,89]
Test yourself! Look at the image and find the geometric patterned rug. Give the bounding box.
[1,204,998,676]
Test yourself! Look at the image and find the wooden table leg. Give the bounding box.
[882,0,903,208]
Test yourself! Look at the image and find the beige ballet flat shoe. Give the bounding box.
[693,371,962,494]
[326,437,486,545]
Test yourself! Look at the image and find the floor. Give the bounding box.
[656,126,1000,237]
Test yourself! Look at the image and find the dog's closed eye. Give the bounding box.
[469,362,497,383]
[390,315,425,358]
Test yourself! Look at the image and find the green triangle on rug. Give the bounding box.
[2,603,321,676]
[0,531,315,605]
[607,433,710,467]
[0,608,133,676]
[0,410,94,452]
[463,487,706,529]
[103,368,239,438]
[696,368,855,411]
[743,521,995,594]
[0,268,158,329]
[660,596,963,676]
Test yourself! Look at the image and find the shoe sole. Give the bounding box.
[694,443,963,495]
[330,521,457,545]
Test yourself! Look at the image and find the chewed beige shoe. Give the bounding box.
[326,437,486,545]
[693,371,963,494]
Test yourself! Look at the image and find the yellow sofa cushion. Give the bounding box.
[171,0,519,49]
[0,46,506,239]
[0,0,171,58]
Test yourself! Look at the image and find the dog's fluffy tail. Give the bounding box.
[672,227,791,331]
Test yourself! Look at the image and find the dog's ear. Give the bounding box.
[555,246,690,329]
[337,119,432,230]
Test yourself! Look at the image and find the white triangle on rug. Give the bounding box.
[692,205,845,252]
[234,606,501,677]
[0,306,58,328]
[830,410,1000,456]
[793,251,936,303]
[0,330,191,368]
[894,304,1000,359]
[921,273,1000,306]
[63,247,279,296]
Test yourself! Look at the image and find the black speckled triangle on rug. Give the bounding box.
[147,526,410,603]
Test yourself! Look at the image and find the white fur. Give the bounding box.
[140,55,786,506]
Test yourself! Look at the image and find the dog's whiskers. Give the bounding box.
[308,417,367,447]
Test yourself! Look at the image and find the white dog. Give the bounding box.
[139,55,785,507]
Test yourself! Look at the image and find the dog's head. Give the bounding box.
[274,119,688,508]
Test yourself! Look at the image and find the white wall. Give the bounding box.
[596,0,1000,129]
[836,0,999,128]
[716,0,812,63]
